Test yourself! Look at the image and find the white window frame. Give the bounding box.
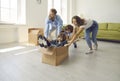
[48,0,67,24]
[0,0,26,25]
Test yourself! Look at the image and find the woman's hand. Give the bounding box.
[64,41,71,47]
[64,43,70,47]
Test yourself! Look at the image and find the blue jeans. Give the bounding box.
[85,20,98,49]
[50,40,67,47]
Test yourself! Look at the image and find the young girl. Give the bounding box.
[65,16,98,54]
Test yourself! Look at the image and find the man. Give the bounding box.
[44,8,63,39]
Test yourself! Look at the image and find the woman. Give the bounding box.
[66,16,98,54]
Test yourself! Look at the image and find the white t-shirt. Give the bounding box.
[80,19,93,29]
[49,22,56,30]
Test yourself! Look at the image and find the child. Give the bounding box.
[38,31,67,48]
[38,25,74,48]
[64,24,73,40]
[65,24,78,48]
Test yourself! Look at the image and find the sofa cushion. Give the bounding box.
[98,23,107,30]
[108,23,120,31]
[97,30,120,41]
[118,28,120,32]
[98,30,120,36]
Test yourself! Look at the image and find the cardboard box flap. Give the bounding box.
[40,47,56,55]
[41,46,69,66]
[29,30,40,34]
[56,46,68,55]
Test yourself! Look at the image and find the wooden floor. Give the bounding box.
[0,39,120,81]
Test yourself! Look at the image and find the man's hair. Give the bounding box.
[50,8,57,14]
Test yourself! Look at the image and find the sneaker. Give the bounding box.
[44,45,48,48]
[39,43,44,47]
[42,40,47,46]
[38,35,43,39]
[74,44,77,48]
[43,36,51,46]
[38,35,43,44]
[43,36,48,41]
[93,44,98,50]
[85,50,93,54]
[73,43,77,48]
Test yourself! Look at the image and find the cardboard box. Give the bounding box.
[28,28,44,45]
[40,46,69,66]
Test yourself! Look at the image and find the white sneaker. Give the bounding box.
[38,38,43,44]
[42,40,47,46]
[93,44,98,50]
[85,50,93,54]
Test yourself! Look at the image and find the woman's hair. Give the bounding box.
[65,24,73,33]
[72,16,85,26]
[50,8,57,14]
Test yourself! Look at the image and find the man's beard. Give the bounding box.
[49,15,55,21]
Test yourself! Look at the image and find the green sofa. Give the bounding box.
[97,23,120,42]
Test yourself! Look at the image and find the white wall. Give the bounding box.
[0,0,47,44]
[26,0,47,27]
[67,0,77,24]
[0,26,18,43]
[76,0,120,22]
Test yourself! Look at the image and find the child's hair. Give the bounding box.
[58,31,66,42]
[72,16,85,26]
[50,8,57,14]
[65,24,73,33]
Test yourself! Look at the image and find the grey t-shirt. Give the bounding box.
[80,19,93,29]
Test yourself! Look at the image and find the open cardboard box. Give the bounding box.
[40,46,69,66]
[28,28,44,45]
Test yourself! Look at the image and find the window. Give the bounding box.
[0,0,26,24]
[48,0,67,24]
